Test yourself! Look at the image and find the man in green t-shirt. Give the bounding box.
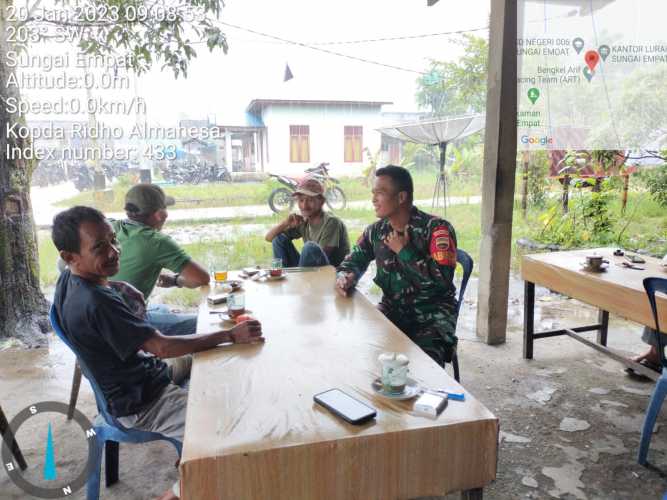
[265,176,350,267]
[111,184,210,336]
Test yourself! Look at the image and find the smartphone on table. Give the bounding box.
[314,388,377,425]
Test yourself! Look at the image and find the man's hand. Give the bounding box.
[283,213,304,229]
[335,271,355,297]
[384,228,409,254]
[157,272,178,288]
[229,320,264,344]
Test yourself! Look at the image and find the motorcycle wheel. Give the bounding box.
[268,188,294,213]
[325,186,347,211]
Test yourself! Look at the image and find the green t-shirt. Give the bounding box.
[285,212,350,266]
[111,219,190,299]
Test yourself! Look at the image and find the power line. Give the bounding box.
[217,21,431,75]
[307,27,490,46]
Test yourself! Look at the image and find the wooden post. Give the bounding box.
[621,173,629,214]
[475,0,517,345]
[562,174,570,213]
[521,150,529,218]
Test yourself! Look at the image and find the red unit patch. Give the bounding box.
[429,225,456,266]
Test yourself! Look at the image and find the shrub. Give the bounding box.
[641,164,667,207]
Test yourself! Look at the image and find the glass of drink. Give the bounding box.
[270,258,283,277]
[213,254,229,282]
[378,352,409,395]
[228,292,246,318]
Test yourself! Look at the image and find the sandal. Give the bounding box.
[625,358,662,379]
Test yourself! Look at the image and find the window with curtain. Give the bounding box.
[289,125,310,163]
[344,126,363,163]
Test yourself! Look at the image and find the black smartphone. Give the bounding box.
[314,389,377,425]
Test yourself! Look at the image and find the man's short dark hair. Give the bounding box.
[376,165,414,203]
[52,206,107,253]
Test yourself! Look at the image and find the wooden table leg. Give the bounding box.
[596,309,609,346]
[67,362,82,420]
[461,487,483,499]
[523,281,535,359]
[0,404,27,471]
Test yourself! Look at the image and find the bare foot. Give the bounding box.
[632,346,660,366]
[156,489,178,500]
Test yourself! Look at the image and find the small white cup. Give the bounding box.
[378,352,409,394]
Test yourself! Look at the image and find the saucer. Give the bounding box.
[217,313,233,323]
[371,377,421,400]
[261,272,286,281]
[218,280,243,290]
[579,262,608,273]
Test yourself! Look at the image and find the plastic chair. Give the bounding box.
[0,404,27,470]
[49,306,182,500]
[637,277,667,465]
[450,249,474,383]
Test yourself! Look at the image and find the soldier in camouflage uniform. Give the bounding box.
[336,165,458,366]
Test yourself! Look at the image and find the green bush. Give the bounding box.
[535,178,616,247]
[527,151,550,208]
[641,165,667,207]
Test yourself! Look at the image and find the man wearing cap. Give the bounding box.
[265,176,350,267]
[111,184,210,336]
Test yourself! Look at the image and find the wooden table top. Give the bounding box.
[521,247,667,328]
[180,266,497,499]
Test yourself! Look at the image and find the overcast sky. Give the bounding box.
[137,0,492,124]
[21,0,665,131]
[21,0,492,127]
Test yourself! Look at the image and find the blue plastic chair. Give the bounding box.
[450,249,474,383]
[637,277,667,466]
[49,306,182,500]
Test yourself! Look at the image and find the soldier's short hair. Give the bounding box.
[376,165,414,203]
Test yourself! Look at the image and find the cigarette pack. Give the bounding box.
[414,392,448,418]
[207,293,228,305]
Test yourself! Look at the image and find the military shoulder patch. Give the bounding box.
[429,225,456,266]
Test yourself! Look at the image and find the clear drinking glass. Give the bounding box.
[228,292,246,318]
[270,258,283,277]
[215,255,229,282]
[378,353,410,395]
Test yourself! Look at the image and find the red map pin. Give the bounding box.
[585,50,600,71]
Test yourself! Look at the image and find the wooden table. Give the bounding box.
[180,267,498,500]
[522,248,667,379]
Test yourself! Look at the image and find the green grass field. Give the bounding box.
[55,169,480,212]
[39,191,666,308]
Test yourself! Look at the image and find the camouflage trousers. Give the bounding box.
[380,303,458,366]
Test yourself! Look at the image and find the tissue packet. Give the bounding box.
[414,392,448,418]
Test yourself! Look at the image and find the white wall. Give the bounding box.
[260,103,383,177]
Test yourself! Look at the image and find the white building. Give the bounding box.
[215,99,391,177]
[207,99,433,177]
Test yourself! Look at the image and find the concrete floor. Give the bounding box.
[1,275,666,499]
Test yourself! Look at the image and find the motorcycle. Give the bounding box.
[161,160,232,185]
[70,164,95,192]
[267,162,347,213]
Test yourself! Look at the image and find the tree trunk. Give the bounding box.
[0,3,49,347]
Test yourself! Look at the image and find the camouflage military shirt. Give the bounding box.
[337,206,458,364]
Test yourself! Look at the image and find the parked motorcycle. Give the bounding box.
[267,162,347,213]
[70,164,95,192]
[161,160,232,185]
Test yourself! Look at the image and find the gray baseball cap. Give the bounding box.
[124,184,175,215]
